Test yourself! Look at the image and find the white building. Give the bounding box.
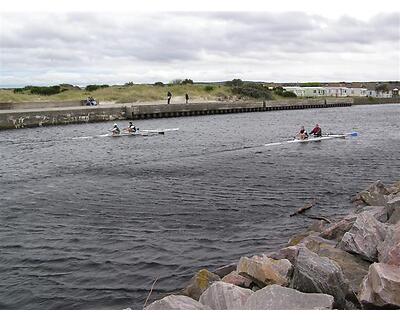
[283,85,394,98]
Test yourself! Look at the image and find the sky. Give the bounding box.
[0,0,399,87]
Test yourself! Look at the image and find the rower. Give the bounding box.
[309,124,322,137]
[111,123,121,135]
[124,121,137,133]
[297,126,308,140]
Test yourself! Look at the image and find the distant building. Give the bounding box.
[282,83,396,98]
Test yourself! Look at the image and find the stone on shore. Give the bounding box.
[356,206,388,223]
[213,263,237,278]
[338,212,387,262]
[222,271,252,288]
[287,230,318,246]
[244,284,334,310]
[199,281,253,309]
[182,269,221,300]
[359,263,400,309]
[302,238,370,295]
[267,246,300,264]
[386,194,400,224]
[378,224,400,266]
[357,180,390,206]
[320,214,357,241]
[290,247,349,308]
[145,295,209,310]
[237,255,293,287]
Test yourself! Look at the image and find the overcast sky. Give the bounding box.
[1,4,399,87]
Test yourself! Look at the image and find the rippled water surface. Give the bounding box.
[0,104,399,309]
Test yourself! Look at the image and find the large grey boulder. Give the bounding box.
[356,206,388,223]
[338,212,387,262]
[378,223,400,266]
[199,281,253,309]
[145,295,209,310]
[386,194,400,224]
[359,263,400,309]
[237,255,293,287]
[182,269,221,300]
[358,180,390,206]
[302,237,370,295]
[290,247,349,308]
[244,284,334,310]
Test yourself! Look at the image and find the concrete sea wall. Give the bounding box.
[125,98,352,119]
[0,98,353,130]
[0,106,126,130]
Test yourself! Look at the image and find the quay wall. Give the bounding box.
[0,100,87,111]
[0,106,126,130]
[125,98,353,120]
[0,98,353,130]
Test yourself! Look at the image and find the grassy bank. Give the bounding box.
[0,84,237,104]
[353,96,400,105]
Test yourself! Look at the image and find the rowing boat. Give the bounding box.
[264,132,358,147]
[109,127,179,137]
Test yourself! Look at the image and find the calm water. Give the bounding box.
[0,104,399,309]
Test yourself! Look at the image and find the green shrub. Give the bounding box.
[154,82,165,87]
[273,86,297,97]
[29,86,61,95]
[204,85,214,92]
[13,88,24,94]
[85,84,109,92]
[181,79,194,85]
[232,83,272,99]
[226,79,244,87]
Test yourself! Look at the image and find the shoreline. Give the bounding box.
[143,180,400,310]
[0,98,353,130]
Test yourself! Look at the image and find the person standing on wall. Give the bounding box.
[167,91,172,104]
[185,93,189,104]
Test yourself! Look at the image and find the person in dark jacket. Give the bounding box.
[309,124,322,137]
[297,126,309,140]
[185,93,189,104]
[167,91,172,104]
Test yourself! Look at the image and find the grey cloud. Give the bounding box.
[0,11,398,86]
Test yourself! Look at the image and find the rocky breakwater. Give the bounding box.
[144,180,400,310]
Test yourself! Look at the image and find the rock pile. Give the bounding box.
[144,180,400,310]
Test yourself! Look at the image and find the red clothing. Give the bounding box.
[310,126,322,136]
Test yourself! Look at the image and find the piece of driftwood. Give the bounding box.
[290,199,317,217]
[306,215,332,224]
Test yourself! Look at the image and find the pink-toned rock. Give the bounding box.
[268,245,300,264]
[356,206,388,223]
[213,263,237,278]
[386,194,400,224]
[378,224,400,266]
[145,295,209,310]
[359,263,400,308]
[320,214,357,241]
[357,180,390,206]
[237,255,293,287]
[222,271,252,288]
[199,281,253,310]
[338,212,387,262]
